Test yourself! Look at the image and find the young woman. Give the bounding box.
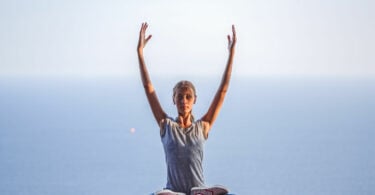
[137,22,236,195]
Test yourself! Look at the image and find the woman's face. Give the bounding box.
[173,86,196,116]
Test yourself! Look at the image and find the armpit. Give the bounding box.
[201,121,211,140]
[159,118,167,137]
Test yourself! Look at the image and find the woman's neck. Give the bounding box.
[177,114,192,128]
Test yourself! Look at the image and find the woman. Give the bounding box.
[137,22,236,195]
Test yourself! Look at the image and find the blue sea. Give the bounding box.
[0,76,374,195]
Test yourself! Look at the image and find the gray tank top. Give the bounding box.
[161,117,206,194]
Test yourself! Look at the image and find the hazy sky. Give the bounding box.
[1,0,374,78]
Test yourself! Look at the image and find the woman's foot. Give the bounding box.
[154,189,186,195]
[190,185,228,195]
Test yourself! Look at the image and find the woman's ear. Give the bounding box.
[194,95,197,104]
[173,96,176,105]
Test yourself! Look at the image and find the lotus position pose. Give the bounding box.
[137,22,236,195]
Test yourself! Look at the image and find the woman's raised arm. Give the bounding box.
[137,22,167,126]
[201,25,237,137]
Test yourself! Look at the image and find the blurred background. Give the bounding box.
[1,0,374,194]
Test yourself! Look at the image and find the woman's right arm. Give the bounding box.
[137,22,167,126]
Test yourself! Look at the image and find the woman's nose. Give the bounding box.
[180,97,187,103]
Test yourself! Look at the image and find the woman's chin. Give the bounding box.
[178,110,191,116]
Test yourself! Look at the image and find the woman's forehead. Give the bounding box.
[175,86,194,94]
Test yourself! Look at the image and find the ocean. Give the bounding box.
[0,76,374,195]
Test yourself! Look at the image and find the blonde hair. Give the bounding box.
[173,80,197,98]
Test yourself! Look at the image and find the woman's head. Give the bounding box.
[173,80,197,116]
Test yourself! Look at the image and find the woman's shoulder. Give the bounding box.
[195,119,209,127]
[159,116,177,137]
[159,116,175,128]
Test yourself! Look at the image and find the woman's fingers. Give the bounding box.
[227,35,231,49]
[232,25,237,43]
[139,22,152,48]
[145,34,152,44]
[143,22,148,31]
[227,25,236,50]
[140,22,148,36]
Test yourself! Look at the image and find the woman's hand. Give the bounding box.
[227,25,237,53]
[137,22,152,52]
[137,22,167,126]
[201,25,237,138]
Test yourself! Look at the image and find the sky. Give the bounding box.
[0,0,374,78]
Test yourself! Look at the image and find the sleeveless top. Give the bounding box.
[161,117,206,194]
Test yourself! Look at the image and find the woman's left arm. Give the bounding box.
[201,25,237,138]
